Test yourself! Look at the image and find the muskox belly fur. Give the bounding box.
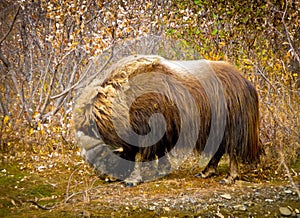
[74,55,263,186]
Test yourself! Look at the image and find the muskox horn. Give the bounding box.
[73,55,263,186]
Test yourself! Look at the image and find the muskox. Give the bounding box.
[74,55,263,186]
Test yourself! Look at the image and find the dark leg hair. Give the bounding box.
[195,145,225,178]
[219,154,240,184]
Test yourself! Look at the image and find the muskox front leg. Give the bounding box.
[124,153,143,187]
[157,156,171,176]
[195,145,225,178]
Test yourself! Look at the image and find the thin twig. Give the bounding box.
[278,143,300,199]
[65,167,80,203]
[0,6,20,45]
[50,45,114,100]
[27,200,58,210]
[252,61,295,113]
[0,6,20,68]
[282,0,300,67]
[38,49,76,120]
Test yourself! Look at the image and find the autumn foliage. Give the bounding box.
[0,0,299,175]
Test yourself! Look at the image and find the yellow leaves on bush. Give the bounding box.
[52,126,61,133]
[69,41,79,49]
[1,116,12,135]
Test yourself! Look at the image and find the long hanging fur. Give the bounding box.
[75,55,263,185]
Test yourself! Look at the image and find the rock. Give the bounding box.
[217,203,224,207]
[233,204,247,211]
[244,201,255,207]
[284,189,292,194]
[163,206,170,212]
[279,207,292,216]
[220,194,232,200]
[149,205,156,211]
[216,211,225,218]
[265,199,273,202]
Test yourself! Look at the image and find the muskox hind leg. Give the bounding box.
[220,154,239,184]
[195,145,240,184]
[195,145,225,178]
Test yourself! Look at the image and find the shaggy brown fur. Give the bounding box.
[75,55,263,185]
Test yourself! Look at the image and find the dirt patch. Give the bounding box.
[0,152,299,217]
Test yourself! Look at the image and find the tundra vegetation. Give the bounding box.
[0,0,299,217]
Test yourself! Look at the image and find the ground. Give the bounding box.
[0,150,299,217]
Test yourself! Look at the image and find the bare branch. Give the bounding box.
[278,145,300,198]
[0,51,10,68]
[36,53,53,113]
[282,0,300,67]
[251,60,297,115]
[0,6,20,45]
[9,69,32,123]
[26,200,57,210]
[50,46,114,100]
[37,49,76,120]
[65,167,80,203]
[39,65,58,119]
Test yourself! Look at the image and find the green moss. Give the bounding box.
[0,207,10,217]
[24,184,56,197]
[290,154,300,169]
[0,163,64,217]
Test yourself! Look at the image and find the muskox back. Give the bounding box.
[74,55,262,185]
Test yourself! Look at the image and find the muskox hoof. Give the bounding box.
[124,181,140,187]
[124,176,142,187]
[195,168,216,178]
[195,172,205,178]
[104,176,118,182]
[219,175,239,185]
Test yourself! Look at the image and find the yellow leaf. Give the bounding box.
[44,84,47,92]
[243,59,252,65]
[29,128,34,135]
[3,115,9,125]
